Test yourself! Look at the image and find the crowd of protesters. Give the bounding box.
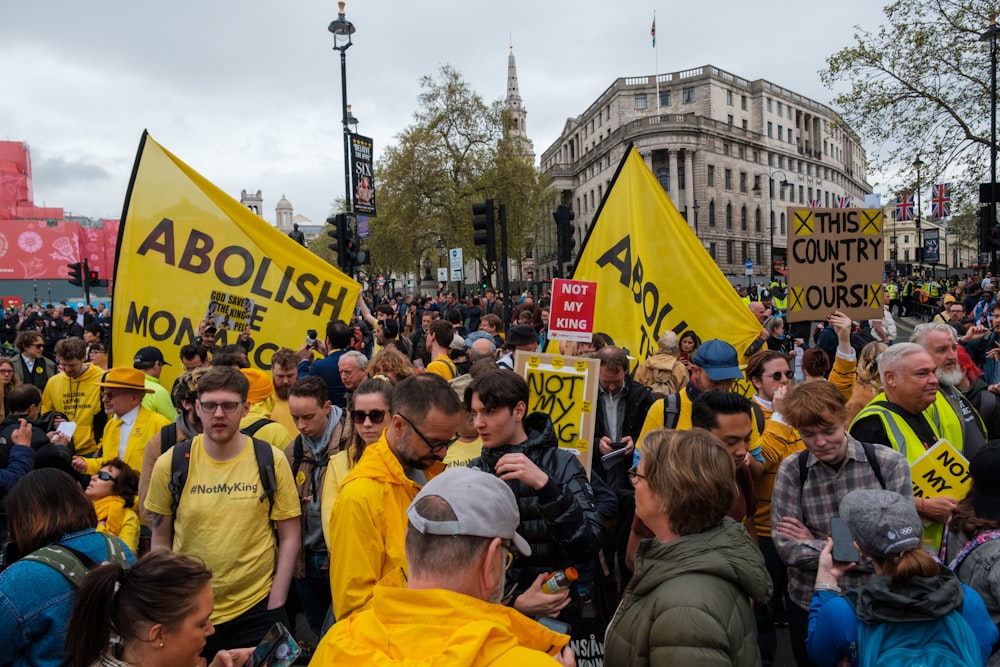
[4,273,1000,666]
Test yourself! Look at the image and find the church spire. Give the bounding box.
[504,38,533,159]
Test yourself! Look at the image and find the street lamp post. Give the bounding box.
[329,2,355,218]
[982,16,999,276]
[914,155,924,273]
[753,170,790,281]
[692,200,700,240]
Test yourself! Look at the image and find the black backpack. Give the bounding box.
[167,436,276,519]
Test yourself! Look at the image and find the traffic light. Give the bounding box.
[554,205,576,264]
[327,214,349,269]
[343,236,370,271]
[472,199,497,262]
[67,262,83,287]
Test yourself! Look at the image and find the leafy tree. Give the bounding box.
[822,0,996,201]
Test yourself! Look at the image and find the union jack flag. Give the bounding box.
[895,194,914,221]
[835,195,852,208]
[931,183,951,219]
[808,199,821,208]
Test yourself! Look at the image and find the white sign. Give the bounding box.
[437,267,448,282]
[451,267,464,282]
[449,247,463,273]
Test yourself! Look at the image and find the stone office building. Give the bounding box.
[538,65,871,281]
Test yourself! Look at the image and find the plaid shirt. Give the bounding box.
[770,436,912,609]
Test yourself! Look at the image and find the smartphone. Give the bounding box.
[536,615,572,636]
[244,622,300,667]
[830,517,860,563]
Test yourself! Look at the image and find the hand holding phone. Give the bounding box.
[830,517,860,563]
[244,622,300,667]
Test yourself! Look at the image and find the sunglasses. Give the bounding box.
[398,412,459,454]
[766,370,795,381]
[351,409,387,425]
[95,470,118,483]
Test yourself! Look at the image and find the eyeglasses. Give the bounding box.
[767,370,795,381]
[398,413,459,454]
[351,409,387,425]
[198,401,242,415]
[95,470,118,483]
[627,465,647,486]
[501,541,514,571]
[30,344,44,349]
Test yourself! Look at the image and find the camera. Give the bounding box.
[305,329,318,348]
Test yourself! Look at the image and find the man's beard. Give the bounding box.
[936,366,963,387]
[274,384,291,401]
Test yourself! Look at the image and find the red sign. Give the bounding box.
[549,278,598,342]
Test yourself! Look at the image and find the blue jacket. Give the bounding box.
[0,529,135,667]
[807,580,997,667]
[298,349,348,408]
[0,444,34,495]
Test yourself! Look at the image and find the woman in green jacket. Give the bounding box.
[605,429,772,666]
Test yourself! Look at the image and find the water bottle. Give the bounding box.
[540,567,578,594]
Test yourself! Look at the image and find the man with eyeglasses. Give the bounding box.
[12,331,56,391]
[465,369,602,624]
[284,375,348,638]
[311,467,575,666]
[328,373,464,621]
[145,366,301,657]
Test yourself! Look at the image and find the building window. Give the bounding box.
[725,169,732,190]
[741,205,748,231]
[742,241,749,261]
[780,213,786,236]
[660,90,671,106]
[634,93,647,110]
[727,90,734,106]
[798,185,803,203]
[740,172,748,193]
[755,207,762,233]
[709,242,717,260]
[756,242,763,264]
[904,235,909,243]
[741,95,748,111]
[726,203,733,230]
[904,249,910,262]
[723,143,730,155]
[767,98,773,112]
[727,240,734,264]
[709,200,716,227]
[682,87,695,103]
[777,101,783,115]
[767,122,773,137]
[738,146,745,159]
[656,167,670,192]
[779,186,785,202]
[707,165,715,187]
[728,114,734,125]
[768,152,774,166]
[778,125,783,140]
[678,161,686,190]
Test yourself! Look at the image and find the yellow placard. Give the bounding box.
[910,439,971,501]
[112,133,360,387]
[514,351,599,475]
[551,146,762,363]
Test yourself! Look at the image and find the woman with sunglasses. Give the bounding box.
[320,378,393,550]
[85,457,141,554]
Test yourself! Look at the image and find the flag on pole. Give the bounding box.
[894,194,914,221]
[651,16,656,47]
[808,199,821,208]
[931,183,951,219]
[561,145,762,363]
[835,195,852,208]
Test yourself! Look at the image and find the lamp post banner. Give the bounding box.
[350,134,376,216]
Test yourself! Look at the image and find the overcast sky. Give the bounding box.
[3,1,890,226]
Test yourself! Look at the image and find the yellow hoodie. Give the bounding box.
[41,363,105,456]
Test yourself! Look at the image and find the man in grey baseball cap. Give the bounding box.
[312,467,575,666]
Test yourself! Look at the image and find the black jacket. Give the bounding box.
[593,376,655,492]
[469,412,603,599]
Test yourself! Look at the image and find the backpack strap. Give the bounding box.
[159,422,178,453]
[751,403,765,435]
[241,418,273,438]
[168,439,193,518]
[291,435,305,478]
[22,534,129,588]
[251,437,276,517]
[661,393,681,430]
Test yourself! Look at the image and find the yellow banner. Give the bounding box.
[112,133,360,387]
[564,146,762,362]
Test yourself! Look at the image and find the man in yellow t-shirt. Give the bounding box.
[424,320,458,380]
[145,367,301,658]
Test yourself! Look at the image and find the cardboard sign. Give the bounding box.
[514,351,599,475]
[786,208,884,322]
[549,278,598,342]
[910,439,971,501]
[205,292,256,333]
